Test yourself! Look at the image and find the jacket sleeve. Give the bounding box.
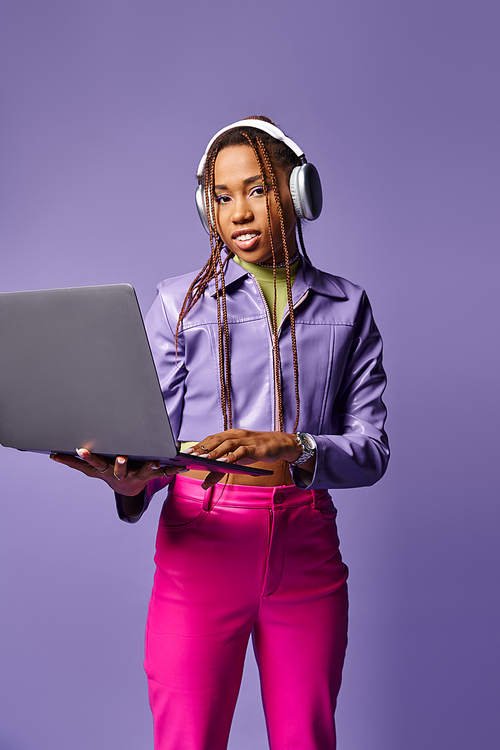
[114,475,174,524]
[292,292,389,490]
[114,288,186,523]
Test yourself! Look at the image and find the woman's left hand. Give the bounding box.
[185,429,303,489]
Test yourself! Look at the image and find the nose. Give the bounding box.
[231,196,253,224]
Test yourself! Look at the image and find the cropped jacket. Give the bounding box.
[116,256,389,522]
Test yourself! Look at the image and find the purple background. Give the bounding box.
[1,1,499,748]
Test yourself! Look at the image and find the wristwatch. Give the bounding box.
[290,432,317,467]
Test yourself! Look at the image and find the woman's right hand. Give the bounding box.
[49,448,184,496]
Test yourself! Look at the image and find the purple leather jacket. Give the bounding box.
[116,256,389,521]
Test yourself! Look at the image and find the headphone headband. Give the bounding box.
[196,119,306,179]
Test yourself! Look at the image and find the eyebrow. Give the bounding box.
[214,175,263,191]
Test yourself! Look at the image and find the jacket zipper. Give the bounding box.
[248,272,309,430]
[249,274,280,428]
[279,291,309,431]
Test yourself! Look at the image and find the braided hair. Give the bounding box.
[176,117,309,434]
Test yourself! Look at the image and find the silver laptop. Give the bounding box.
[0,284,272,477]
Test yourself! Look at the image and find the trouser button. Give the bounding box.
[274,491,284,505]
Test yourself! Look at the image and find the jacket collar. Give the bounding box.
[294,257,348,300]
[209,255,347,301]
[208,256,247,297]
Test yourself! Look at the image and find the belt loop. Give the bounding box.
[311,489,320,509]
[202,485,214,511]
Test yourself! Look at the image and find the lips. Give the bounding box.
[231,230,261,252]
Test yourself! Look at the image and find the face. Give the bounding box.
[212,144,297,265]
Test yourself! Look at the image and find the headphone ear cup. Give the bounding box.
[195,184,211,234]
[289,163,323,221]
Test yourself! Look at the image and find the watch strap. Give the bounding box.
[290,432,316,467]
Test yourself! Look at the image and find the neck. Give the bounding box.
[256,249,300,268]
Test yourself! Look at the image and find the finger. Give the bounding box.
[213,444,260,465]
[75,448,110,474]
[50,452,106,477]
[133,461,161,481]
[184,441,214,456]
[112,456,128,482]
[201,471,226,490]
[185,430,245,456]
[132,463,185,483]
[189,439,245,461]
[162,466,188,477]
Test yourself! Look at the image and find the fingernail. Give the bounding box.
[49,454,56,460]
[149,462,160,470]
[183,448,194,454]
[197,453,209,458]
[216,457,228,462]
[76,448,86,457]
[117,457,126,465]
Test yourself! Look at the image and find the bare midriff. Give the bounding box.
[181,459,295,487]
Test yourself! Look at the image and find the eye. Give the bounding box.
[249,185,268,198]
[214,194,232,205]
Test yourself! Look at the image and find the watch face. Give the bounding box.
[302,433,315,452]
[291,433,316,467]
[298,433,315,453]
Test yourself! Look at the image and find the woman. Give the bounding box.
[52,117,389,750]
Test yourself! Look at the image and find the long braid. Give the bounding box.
[177,119,309,436]
[207,151,232,429]
[175,147,233,430]
[240,132,285,431]
[175,257,210,344]
[256,136,301,433]
[296,218,311,264]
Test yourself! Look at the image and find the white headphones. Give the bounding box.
[195,119,323,234]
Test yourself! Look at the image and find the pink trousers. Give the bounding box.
[144,475,348,750]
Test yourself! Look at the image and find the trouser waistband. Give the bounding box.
[171,474,330,511]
